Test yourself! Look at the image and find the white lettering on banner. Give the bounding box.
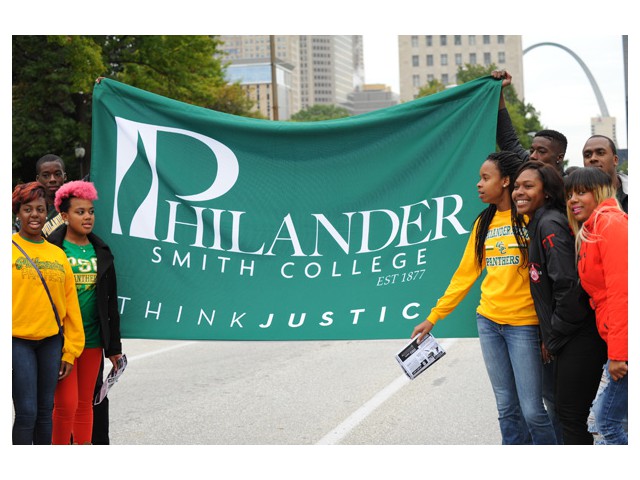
[155,197,468,257]
[150,246,428,281]
[118,298,424,331]
[111,117,470,258]
[112,117,239,240]
[150,246,255,276]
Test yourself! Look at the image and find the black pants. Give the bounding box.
[553,324,607,445]
[91,357,110,445]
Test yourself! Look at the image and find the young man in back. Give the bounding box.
[35,153,67,237]
[492,70,568,175]
[582,135,628,212]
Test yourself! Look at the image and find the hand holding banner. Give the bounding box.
[90,77,501,341]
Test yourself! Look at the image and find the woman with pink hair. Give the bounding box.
[49,181,123,445]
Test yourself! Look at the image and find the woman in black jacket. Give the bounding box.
[47,181,122,444]
[511,161,606,444]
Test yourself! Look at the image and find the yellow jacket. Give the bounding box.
[12,233,84,364]
[427,209,538,326]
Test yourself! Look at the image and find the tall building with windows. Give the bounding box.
[591,116,618,146]
[225,59,296,120]
[299,35,364,108]
[218,35,300,119]
[218,35,364,118]
[398,35,524,102]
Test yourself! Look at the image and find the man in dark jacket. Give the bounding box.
[582,134,628,213]
[492,70,568,175]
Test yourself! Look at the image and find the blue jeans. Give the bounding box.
[589,361,628,445]
[476,314,557,445]
[12,335,63,445]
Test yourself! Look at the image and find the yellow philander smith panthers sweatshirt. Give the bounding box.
[12,233,85,365]
[427,209,538,327]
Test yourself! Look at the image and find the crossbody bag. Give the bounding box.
[12,239,63,335]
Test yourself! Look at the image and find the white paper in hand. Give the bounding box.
[395,334,445,380]
[94,354,128,405]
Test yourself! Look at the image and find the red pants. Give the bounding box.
[52,347,103,445]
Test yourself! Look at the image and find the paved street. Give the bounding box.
[9,336,634,479]
[107,337,502,445]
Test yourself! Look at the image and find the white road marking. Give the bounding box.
[316,338,457,445]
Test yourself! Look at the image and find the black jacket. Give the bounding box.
[496,108,530,163]
[47,226,122,357]
[526,206,597,354]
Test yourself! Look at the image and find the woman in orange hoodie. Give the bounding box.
[566,167,628,445]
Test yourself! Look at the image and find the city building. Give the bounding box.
[218,35,364,119]
[398,35,524,102]
[219,35,300,120]
[299,35,364,108]
[225,59,296,120]
[590,116,618,147]
[342,84,399,115]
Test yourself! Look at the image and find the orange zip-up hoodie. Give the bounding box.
[577,198,628,361]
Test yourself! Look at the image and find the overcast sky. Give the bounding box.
[3,2,636,474]
[362,34,627,167]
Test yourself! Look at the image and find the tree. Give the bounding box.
[12,35,259,184]
[416,63,544,151]
[13,35,105,182]
[290,104,350,122]
[417,79,446,97]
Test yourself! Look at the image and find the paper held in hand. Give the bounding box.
[395,334,446,380]
[94,354,128,405]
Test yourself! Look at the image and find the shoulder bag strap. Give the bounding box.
[12,239,62,332]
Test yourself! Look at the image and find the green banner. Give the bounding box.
[90,77,500,340]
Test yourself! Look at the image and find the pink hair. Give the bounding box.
[54,180,98,212]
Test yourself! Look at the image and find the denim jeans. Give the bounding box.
[589,361,628,445]
[476,314,557,444]
[12,335,63,445]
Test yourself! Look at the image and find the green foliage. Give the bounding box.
[415,63,544,151]
[458,64,543,149]
[13,35,106,181]
[618,161,628,174]
[12,35,259,184]
[96,35,227,105]
[290,104,350,122]
[417,79,446,97]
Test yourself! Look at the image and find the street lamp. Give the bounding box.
[75,143,86,178]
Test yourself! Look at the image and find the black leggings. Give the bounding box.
[553,325,607,444]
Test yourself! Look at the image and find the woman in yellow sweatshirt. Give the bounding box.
[412,151,556,444]
[12,182,84,444]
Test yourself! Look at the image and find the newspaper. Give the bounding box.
[94,354,128,405]
[395,334,445,380]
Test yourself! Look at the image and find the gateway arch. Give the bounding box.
[523,42,610,118]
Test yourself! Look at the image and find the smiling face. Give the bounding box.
[567,189,598,224]
[18,197,47,241]
[477,160,509,207]
[512,168,546,216]
[61,197,95,239]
